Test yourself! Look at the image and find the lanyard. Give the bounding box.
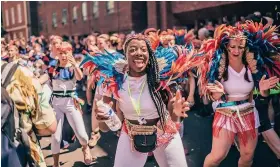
[127,77,146,116]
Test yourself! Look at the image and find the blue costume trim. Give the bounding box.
[52,66,74,80]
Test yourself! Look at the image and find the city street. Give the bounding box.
[40,93,279,167]
[2,2,280,167]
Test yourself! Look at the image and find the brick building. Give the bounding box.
[2,1,280,40]
[2,1,28,40]
[1,1,39,41]
[37,1,148,37]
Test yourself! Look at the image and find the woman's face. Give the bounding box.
[58,51,71,64]
[87,36,96,47]
[119,34,126,44]
[97,38,108,50]
[227,39,246,60]
[8,46,18,59]
[34,44,41,53]
[126,39,149,74]
[74,36,79,44]
[160,35,169,46]
[52,39,62,52]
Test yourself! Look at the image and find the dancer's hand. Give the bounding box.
[206,80,224,101]
[67,54,77,67]
[206,80,224,93]
[259,75,279,91]
[171,90,190,118]
[94,99,114,121]
[186,96,195,108]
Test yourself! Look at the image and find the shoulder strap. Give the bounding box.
[13,100,20,132]
[1,63,19,89]
[1,62,8,72]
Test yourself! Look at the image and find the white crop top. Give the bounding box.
[117,74,160,120]
[221,66,254,98]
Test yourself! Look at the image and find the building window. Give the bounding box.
[7,34,11,41]
[17,4,22,23]
[52,12,57,28]
[73,6,78,23]
[13,33,17,40]
[39,20,43,31]
[11,7,15,24]
[93,2,99,18]
[82,2,87,21]
[5,10,9,26]
[62,9,67,25]
[19,32,23,38]
[106,1,114,14]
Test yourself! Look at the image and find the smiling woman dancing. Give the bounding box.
[198,21,280,167]
[80,33,203,167]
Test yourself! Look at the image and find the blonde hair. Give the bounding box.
[7,44,18,51]
[57,41,72,53]
[49,35,62,43]
[97,34,110,42]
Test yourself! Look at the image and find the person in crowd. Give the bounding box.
[96,34,116,54]
[199,21,280,167]
[198,27,210,41]
[2,44,58,166]
[116,33,126,54]
[72,35,84,54]
[49,42,95,166]
[82,33,199,167]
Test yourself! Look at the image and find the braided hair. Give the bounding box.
[124,35,168,128]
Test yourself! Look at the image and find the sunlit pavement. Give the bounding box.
[40,91,278,167]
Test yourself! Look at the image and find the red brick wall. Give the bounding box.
[171,1,238,14]
[90,1,133,33]
[147,1,158,29]
[1,1,28,40]
[38,1,133,37]
[38,2,89,37]
[1,1,27,29]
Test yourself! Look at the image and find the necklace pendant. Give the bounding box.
[138,117,147,125]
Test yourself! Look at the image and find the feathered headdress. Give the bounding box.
[173,29,196,46]
[155,44,203,91]
[146,28,196,50]
[81,34,202,99]
[243,20,280,80]
[198,21,280,97]
[80,50,127,99]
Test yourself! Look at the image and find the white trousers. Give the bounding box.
[114,131,188,167]
[51,97,89,154]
